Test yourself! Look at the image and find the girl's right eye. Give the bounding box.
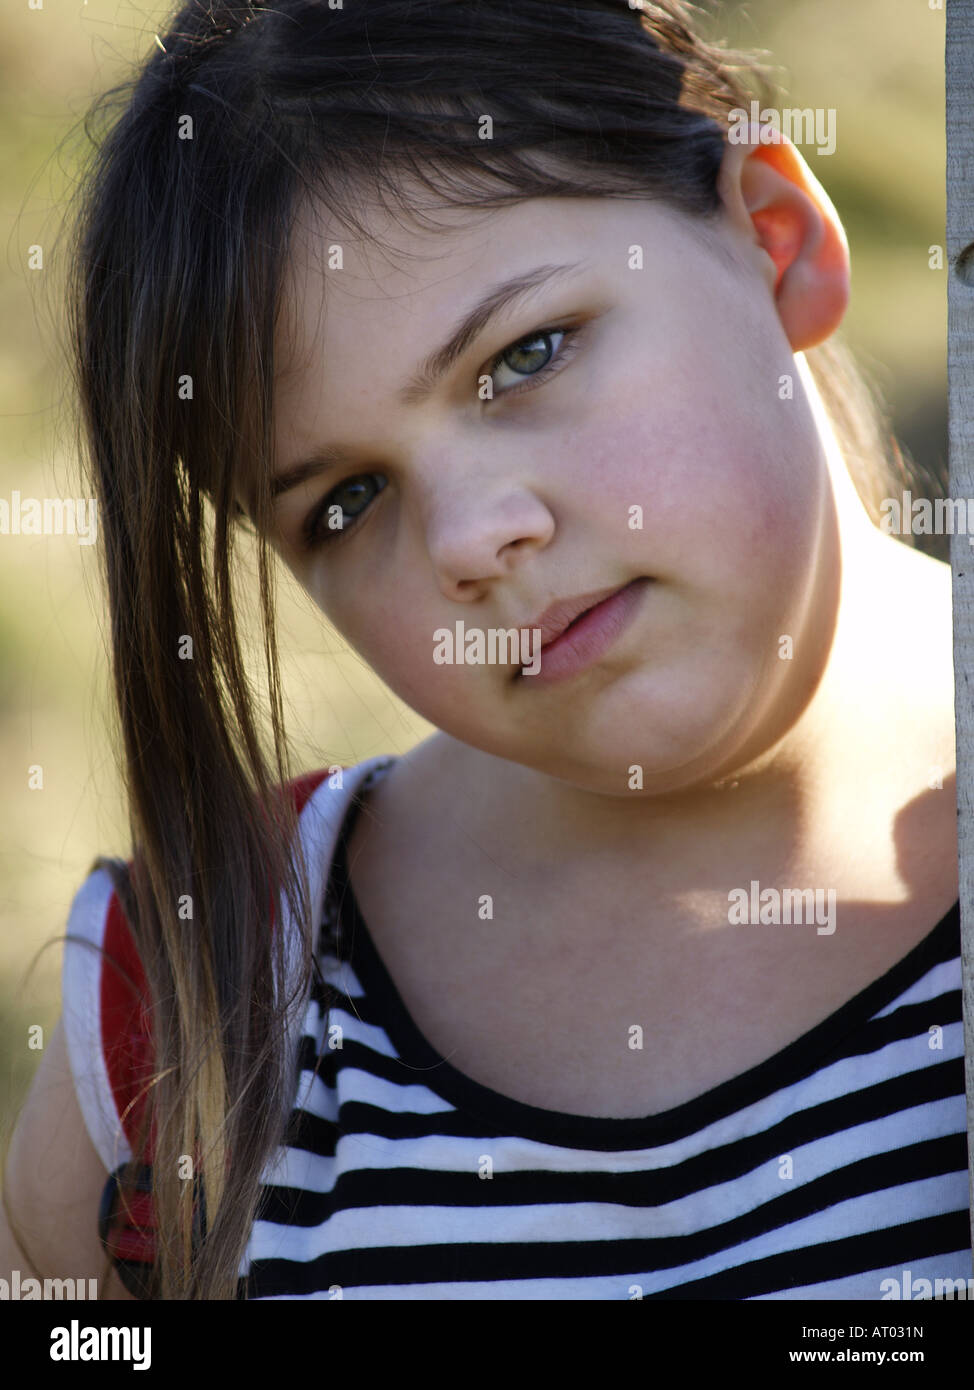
[302,474,388,550]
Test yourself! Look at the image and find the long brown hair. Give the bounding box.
[60,0,910,1299]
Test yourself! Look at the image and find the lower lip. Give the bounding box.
[519,578,652,686]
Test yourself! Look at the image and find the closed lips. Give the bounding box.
[529,582,637,649]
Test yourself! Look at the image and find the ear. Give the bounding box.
[716,124,850,351]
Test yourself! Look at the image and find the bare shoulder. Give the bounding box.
[0,1016,137,1301]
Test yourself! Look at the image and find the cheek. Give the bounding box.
[577,355,822,592]
[331,585,482,719]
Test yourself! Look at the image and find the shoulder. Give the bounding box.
[283,755,399,886]
[61,863,147,1173]
[285,755,398,818]
[60,754,399,1162]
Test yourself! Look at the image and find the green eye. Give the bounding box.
[487,325,581,398]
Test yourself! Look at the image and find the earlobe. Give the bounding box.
[717,125,850,351]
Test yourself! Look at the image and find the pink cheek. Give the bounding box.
[570,416,660,496]
[572,411,706,539]
[391,626,475,702]
[587,418,802,578]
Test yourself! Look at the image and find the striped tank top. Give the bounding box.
[62,754,970,1299]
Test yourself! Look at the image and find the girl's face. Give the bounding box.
[265,185,841,795]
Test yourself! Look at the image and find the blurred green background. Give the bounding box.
[0,1,946,1144]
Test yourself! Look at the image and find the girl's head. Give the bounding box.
[271,171,854,796]
[65,0,907,1298]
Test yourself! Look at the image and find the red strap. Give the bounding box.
[98,768,334,1281]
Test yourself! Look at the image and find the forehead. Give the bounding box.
[277,187,691,369]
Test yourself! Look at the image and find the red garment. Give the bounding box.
[97,769,332,1296]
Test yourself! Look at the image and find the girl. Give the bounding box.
[1,0,967,1301]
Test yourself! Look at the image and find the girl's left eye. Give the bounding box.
[486,325,581,398]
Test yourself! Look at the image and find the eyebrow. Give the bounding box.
[269,259,588,504]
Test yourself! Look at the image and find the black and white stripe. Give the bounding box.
[237,760,970,1300]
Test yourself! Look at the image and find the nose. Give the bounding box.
[423,474,555,600]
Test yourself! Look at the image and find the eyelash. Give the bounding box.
[299,322,583,552]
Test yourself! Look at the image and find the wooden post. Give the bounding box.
[947,0,974,1265]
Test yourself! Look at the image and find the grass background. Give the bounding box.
[0,0,947,1146]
